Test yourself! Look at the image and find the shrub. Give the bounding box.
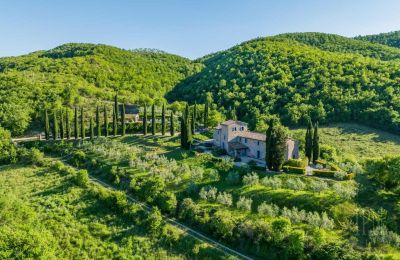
[284,158,308,168]
[333,171,347,180]
[75,169,89,187]
[310,180,329,193]
[212,147,226,157]
[23,148,45,166]
[72,150,86,167]
[226,171,240,185]
[282,166,305,174]
[343,172,356,180]
[216,157,234,172]
[320,144,338,162]
[52,161,65,172]
[261,177,282,189]
[286,178,306,191]
[0,127,17,165]
[330,164,341,172]
[199,186,218,201]
[155,191,177,214]
[332,183,357,200]
[258,202,279,217]
[236,196,252,211]
[242,172,259,186]
[216,192,233,206]
[312,169,337,178]
[369,225,400,247]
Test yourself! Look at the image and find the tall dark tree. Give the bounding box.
[60,110,65,139]
[104,105,108,137]
[66,109,71,139]
[114,93,119,123]
[161,104,166,136]
[181,103,192,149]
[312,121,320,164]
[180,116,185,148]
[151,104,156,135]
[90,116,94,140]
[74,107,78,140]
[269,126,288,171]
[143,104,147,135]
[305,120,313,163]
[191,108,195,135]
[204,101,209,129]
[52,110,58,140]
[170,111,175,136]
[80,107,85,140]
[96,105,101,138]
[112,106,117,136]
[192,102,197,134]
[265,119,274,170]
[44,109,50,140]
[121,103,126,136]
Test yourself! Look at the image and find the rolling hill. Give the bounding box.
[355,30,400,48]
[168,33,400,133]
[0,43,202,135]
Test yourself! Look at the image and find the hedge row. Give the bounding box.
[311,169,336,178]
[282,166,306,174]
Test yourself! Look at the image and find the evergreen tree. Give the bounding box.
[305,120,313,163]
[181,103,192,149]
[265,119,274,170]
[170,111,175,136]
[229,106,237,120]
[143,104,147,135]
[180,116,185,148]
[96,105,101,138]
[312,121,320,164]
[60,110,65,139]
[151,104,156,135]
[204,100,209,129]
[114,93,119,123]
[113,106,117,136]
[161,104,166,135]
[191,107,195,135]
[104,105,108,137]
[192,102,197,134]
[74,107,78,139]
[66,109,70,139]
[52,110,58,140]
[44,109,50,140]
[90,116,94,140]
[270,126,288,171]
[121,103,126,136]
[80,107,85,140]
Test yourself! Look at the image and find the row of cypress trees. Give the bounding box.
[305,121,320,164]
[142,103,175,136]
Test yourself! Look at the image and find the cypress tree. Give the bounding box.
[181,103,192,149]
[180,116,185,148]
[143,105,147,135]
[44,109,50,140]
[305,120,313,164]
[104,105,108,137]
[80,107,85,140]
[52,110,58,140]
[112,106,117,136]
[170,111,175,136]
[151,104,155,135]
[66,109,70,139]
[96,105,101,138]
[161,104,166,136]
[312,121,320,164]
[90,116,94,140]
[204,101,209,129]
[60,110,65,139]
[192,103,196,134]
[114,93,119,122]
[270,126,288,171]
[74,107,78,139]
[265,119,274,170]
[121,103,126,136]
[191,108,195,135]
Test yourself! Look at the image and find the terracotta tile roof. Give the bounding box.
[221,120,247,126]
[237,131,266,141]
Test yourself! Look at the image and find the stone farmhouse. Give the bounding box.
[213,120,299,161]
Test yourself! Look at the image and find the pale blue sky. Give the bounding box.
[1,0,400,59]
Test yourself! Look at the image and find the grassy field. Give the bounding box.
[291,123,400,161]
[0,164,226,259]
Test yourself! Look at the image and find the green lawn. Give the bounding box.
[291,123,400,161]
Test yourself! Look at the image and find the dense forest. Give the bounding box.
[356,30,400,48]
[0,43,202,135]
[168,33,400,132]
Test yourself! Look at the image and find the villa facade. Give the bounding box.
[213,120,299,161]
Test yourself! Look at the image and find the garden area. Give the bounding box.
[19,132,400,259]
